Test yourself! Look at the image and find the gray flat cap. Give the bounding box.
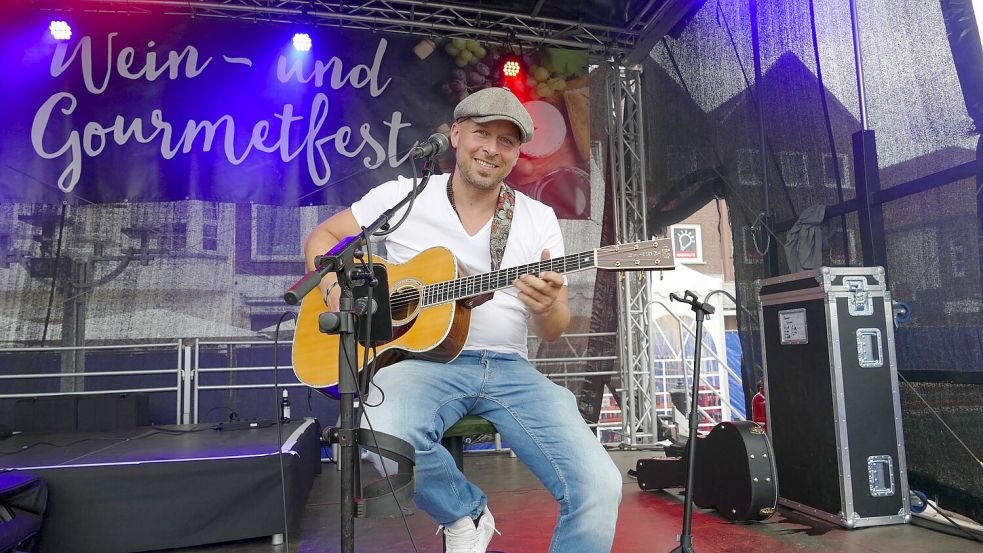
[454,87,534,143]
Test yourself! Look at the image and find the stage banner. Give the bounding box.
[0,11,590,217]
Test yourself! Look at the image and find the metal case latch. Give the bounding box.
[844,276,872,316]
[867,455,895,497]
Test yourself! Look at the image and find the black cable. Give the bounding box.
[897,372,983,470]
[808,0,851,266]
[366,343,387,408]
[925,498,983,543]
[358,228,376,400]
[658,39,784,248]
[0,426,219,457]
[40,203,68,346]
[338,338,420,553]
[0,436,122,457]
[713,2,797,219]
[296,139,431,205]
[272,311,296,551]
[145,427,212,435]
[372,153,425,238]
[203,405,235,419]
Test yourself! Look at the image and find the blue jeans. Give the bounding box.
[361,350,622,553]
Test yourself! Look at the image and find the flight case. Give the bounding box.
[756,267,910,528]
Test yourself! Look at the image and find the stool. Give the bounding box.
[441,415,497,471]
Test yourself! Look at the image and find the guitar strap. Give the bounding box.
[488,182,515,271]
[447,179,515,271]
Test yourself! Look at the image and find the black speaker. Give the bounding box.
[14,394,150,434]
[14,397,76,434]
[77,394,150,432]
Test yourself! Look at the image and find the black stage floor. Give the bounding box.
[0,419,321,553]
[164,449,981,553]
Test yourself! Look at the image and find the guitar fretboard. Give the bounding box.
[422,250,597,306]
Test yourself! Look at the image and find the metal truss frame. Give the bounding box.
[70,0,657,54]
[605,63,657,447]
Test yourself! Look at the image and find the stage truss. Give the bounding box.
[57,0,690,54]
[606,64,658,447]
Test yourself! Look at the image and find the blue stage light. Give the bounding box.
[49,21,72,41]
[292,33,312,52]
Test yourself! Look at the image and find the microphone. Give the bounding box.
[409,133,450,159]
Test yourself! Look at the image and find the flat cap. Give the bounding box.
[454,87,534,143]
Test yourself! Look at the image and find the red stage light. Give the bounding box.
[498,54,529,100]
[500,55,523,79]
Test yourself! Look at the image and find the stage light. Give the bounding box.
[49,21,72,41]
[497,53,530,100]
[292,33,312,52]
[501,55,523,79]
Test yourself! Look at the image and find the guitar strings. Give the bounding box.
[379,241,667,311]
[382,254,591,311]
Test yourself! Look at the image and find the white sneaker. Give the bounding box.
[437,506,500,553]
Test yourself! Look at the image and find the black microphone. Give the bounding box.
[409,133,450,159]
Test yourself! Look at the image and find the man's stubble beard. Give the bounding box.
[457,158,512,192]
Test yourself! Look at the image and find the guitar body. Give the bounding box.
[634,421,778,521]
[292,247,471,390]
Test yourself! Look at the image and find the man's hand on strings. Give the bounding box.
[515,249,564,316]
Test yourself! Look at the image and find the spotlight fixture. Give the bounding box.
[292,33,312,52]
[49,20,72,41]
[500,54,523,79]
[497,52,530,99]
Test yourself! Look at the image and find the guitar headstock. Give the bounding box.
[595,238,675,271]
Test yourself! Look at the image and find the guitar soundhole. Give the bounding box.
[390,285,421,325]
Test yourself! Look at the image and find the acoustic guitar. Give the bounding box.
[292,238,674,391]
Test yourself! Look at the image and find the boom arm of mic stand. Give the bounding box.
[283,159,437,307]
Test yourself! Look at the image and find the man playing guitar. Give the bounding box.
[304,87,622,553]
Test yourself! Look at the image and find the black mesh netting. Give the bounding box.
[641,0,982,522]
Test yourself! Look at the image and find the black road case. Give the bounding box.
[756,267,910,528]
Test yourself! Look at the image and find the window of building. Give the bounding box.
[779,151,809,187]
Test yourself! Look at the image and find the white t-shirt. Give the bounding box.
[350,173,565,358]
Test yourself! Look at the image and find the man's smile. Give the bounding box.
[474,158,498,169]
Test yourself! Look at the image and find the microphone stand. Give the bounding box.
[668,290,714,553]
[284,158,438,553]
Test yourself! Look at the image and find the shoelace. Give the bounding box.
[436,524,478,550]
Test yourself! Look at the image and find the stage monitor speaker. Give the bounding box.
[14,394,151,434]
[77,394,150,432]
[14,397,77,434]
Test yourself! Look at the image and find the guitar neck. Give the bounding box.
[422,251,596,306]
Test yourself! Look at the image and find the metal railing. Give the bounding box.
[0,332,630,444]
[0,341,185,423]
